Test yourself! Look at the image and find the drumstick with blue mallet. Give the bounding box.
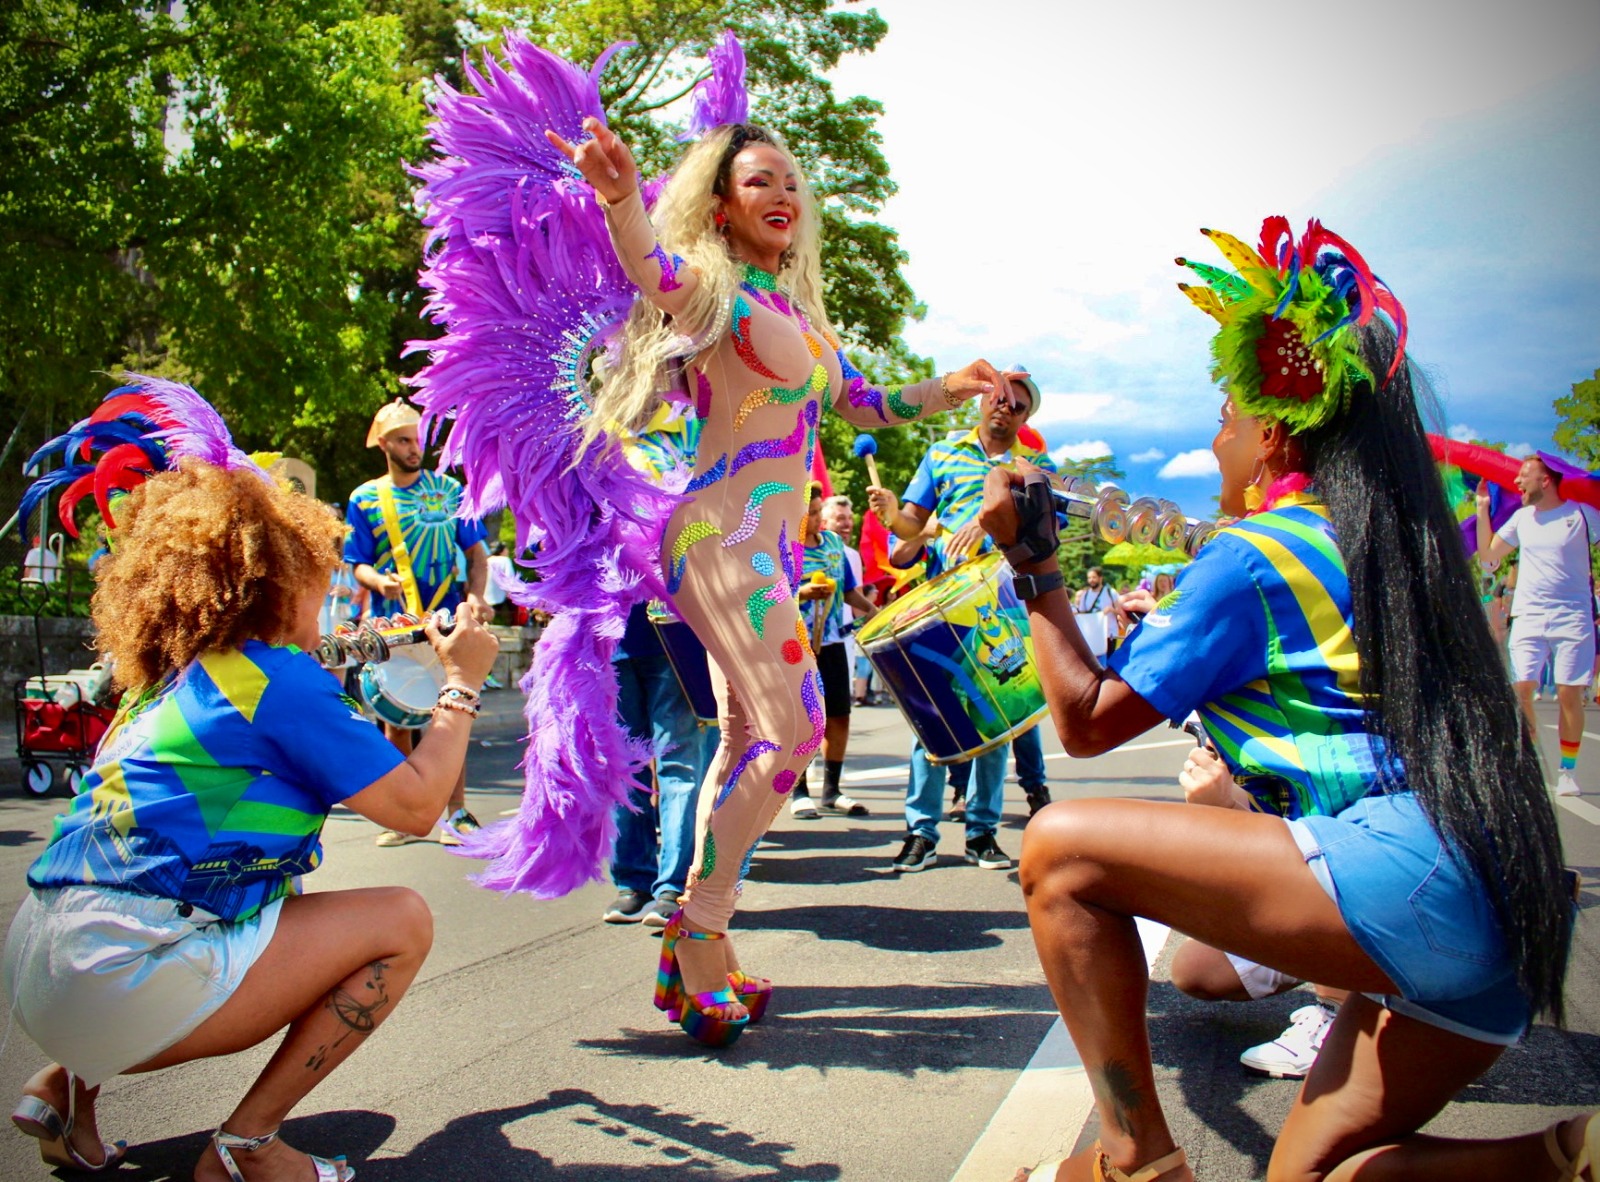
[852,433,881,493]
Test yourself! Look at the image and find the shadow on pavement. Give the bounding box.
[577,982,1055,1077]
[736,904,1027,951]
[104,1094,842,1181]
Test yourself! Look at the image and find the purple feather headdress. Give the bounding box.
[19,374,264,540]
[408,30,751,897]
[685,30,749,139]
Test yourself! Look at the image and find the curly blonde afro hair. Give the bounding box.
[93,462,344,690]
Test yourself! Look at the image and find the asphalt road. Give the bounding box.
[0,693,1594,1181]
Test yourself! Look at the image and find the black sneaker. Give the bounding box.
[964,834,1012,870]
[1025,788,1052,817]
[891,834,937,873]
[639,893,681,929]
[602,888,650,923]
[946,791,966,823]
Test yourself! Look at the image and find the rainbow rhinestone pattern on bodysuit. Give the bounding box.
[731,405,811,476]
[794,670,825,758]
[667,521,723,593]
[716,739,781,808]
[722,481,792,547]
[734,364,827,430]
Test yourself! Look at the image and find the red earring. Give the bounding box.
[714,211,727,230]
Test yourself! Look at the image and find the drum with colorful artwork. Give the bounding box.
[857,551,1047,763]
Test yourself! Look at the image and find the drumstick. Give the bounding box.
[852,433,880,489]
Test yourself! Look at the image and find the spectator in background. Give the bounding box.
[346,399,491,845]
[602,602,716,927]
[1073,567,1119,660]
[1477,455,1600,796]
[791,486,878,818]
[22,534,61,585]
[821,495,873,706]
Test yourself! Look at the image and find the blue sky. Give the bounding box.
[828,0,1600,506]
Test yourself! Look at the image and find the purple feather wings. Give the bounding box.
[408,34,693,896]
[685,31,749,138]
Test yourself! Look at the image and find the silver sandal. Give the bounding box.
[10,1068,127,1171]
[211,1126,354,1181]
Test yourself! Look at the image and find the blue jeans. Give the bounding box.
[906,739,1005,842]
[609,651,717,899]
[1012,725,1046,793]
[949,726,1046,796]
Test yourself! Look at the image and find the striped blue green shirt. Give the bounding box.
[1108,494,1401,818]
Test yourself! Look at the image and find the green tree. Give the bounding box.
[467,0,918,352]
[4,0,922,525]
[1052,455,1125,587]
[1,0,463,512]
[1555,368,1600,469]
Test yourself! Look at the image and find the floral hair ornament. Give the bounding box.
[1176,218,1408,433]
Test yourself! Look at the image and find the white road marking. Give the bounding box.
[1558,796,1600,825]
[841,737,1194,785]
[949,921,1173,1182]
[1541,725,1600,743]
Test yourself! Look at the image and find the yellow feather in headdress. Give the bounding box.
[1199,228,1276,294]
[1177,283,1228,324]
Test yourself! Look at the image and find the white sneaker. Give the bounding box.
[1556,773,1582,797]
[1240,1002,1336,1079]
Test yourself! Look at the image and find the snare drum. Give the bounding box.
[646,602,717,725]
[856,551,1047,764]
[357,644,445,730]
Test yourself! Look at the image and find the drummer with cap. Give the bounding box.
[866,369,1056,872]
[346,398,492,846]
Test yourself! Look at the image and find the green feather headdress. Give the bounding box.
[1176,218,1409,433]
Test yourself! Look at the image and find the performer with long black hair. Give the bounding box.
[978,221,1588,1181]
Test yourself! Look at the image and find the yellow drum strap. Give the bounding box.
[375,477,426,616]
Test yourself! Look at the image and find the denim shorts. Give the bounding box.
[1287,792,1530,1045]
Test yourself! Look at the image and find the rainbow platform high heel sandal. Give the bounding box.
[728,970,773,1023]
[655,910,750,1047]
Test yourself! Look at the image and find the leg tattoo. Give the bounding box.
[1093,1059,1146,1136]
[305,959,391,1072]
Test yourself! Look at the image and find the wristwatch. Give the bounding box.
[1011,568,1064,600]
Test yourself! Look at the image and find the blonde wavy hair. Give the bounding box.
[581,124,832,453]
[93,462,344,690]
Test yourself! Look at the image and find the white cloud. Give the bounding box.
[1051,440,1114,465]
[1448,423,1479,443]
[1507,442,1536,457]
[1130,447,1167,463]
[1158,449,1220,479]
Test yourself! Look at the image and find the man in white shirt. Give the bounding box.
[1478,456,1600,796]
[1073,566,1119,660]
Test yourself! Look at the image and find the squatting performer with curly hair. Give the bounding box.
[3,388,498,1182]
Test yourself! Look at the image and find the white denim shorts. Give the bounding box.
[3,886,282,1087]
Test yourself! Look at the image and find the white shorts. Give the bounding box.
[1224,951,1302,1001]
[3,886,282,1087]
[1508,622,1597,686]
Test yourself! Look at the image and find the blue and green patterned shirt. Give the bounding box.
[1107,494,1401,818]
[903,428,1058,571]
[28,641,404,921]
